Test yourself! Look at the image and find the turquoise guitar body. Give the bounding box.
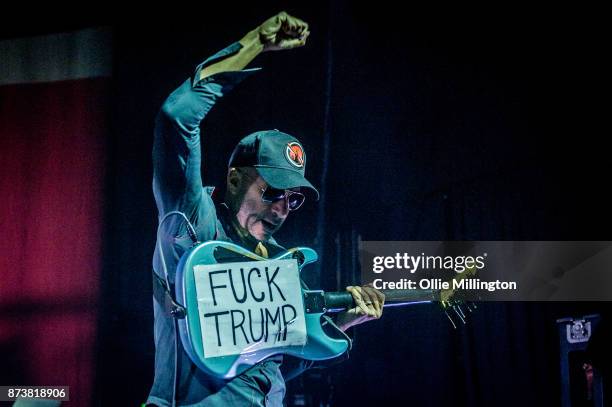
[175,240,349,379]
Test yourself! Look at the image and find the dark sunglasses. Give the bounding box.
[238,169,305,211]
[260,186,305,211]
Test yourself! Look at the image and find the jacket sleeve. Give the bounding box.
[152,42,260,219]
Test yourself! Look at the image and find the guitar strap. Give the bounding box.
[152,272,186,319]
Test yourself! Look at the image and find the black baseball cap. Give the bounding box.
[228,130,319,200]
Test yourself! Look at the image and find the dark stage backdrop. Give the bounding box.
[2,4,610,407]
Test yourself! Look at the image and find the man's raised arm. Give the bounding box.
[153,12,310,216]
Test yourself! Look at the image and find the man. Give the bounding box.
[148,12,385,406]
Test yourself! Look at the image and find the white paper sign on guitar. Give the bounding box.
[193,259,307,358]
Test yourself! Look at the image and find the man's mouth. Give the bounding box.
[261,219,278,231]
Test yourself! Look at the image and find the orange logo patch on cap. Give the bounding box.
[286,142,305,168]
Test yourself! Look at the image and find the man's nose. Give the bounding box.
[271,198,289,218]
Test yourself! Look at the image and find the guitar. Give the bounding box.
[174,240,474,379]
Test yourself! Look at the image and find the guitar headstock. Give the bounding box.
[439,266,478,329]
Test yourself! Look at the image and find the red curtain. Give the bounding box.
[0,29,110,406]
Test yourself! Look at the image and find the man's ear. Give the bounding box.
[227,167,241,194]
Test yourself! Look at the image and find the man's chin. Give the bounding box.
[247,219,281,241]
[247,225,271,242]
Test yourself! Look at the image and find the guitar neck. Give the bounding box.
[323,289,438,312]
[380,289,438,303]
